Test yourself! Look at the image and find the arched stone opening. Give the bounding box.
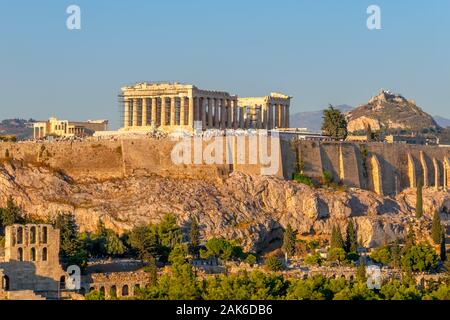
[42,247,48,261]
[110,285,117,299]
[30,226,37,244]
[18,248,23,261]
[2,275,10,291]
[30,247,36,261]
[17,227,23,245]
[42,226,48,244]
[122,285,129,297]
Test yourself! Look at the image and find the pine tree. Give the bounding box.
[403,224,416,252]
[356,259,367,283]
[416,180,423,219]
[366,124,373,142]
[321,105,348,141]
[189,217,200,257]
[431,211,443,245]
[331,224,345,250]
[390,240,401,269]
[440,229,447,262]
[282,224,296,260]
[345,219,358,253]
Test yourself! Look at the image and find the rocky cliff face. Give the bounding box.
[347,91,439,133]
[0,160,449,252]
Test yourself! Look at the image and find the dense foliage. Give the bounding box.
[131,253,450,301]
[321,105,348,140]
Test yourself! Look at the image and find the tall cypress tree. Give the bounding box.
[404,223,416,252]
[390,240,401,269]
[440,229,447,262]
[189,216,200,257]
[331,224,345,250]
[282,224,296,260]
[345,220,357,253]
[431,211,443,245]
[416,180,423,219]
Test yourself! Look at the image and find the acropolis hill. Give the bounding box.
[0,83,449,252]
[0,138,449,251]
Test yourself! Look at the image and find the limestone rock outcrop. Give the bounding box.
[347,90,439,133]
[0,161,449,252]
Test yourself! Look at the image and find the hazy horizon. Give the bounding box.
[1,0,449,129]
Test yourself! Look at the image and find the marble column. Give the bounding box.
[220,99,226,130]
[279,104,285,128]
[161,97,167,126]
[257,107,262,129]
[124,98,130,128]
[262,106,268,129]
[170,97,176,126]
[142,98,148,126]
[226,99,232,129]
[201,97,207,130]
[267,103,274,130]
[284,105,290,128]
[232,100,238,129]
[239,107,245,129]
[132,98,139,127]
[214,98,220,129]
[151,97,157,126]
[179,97,185,126]
[188,96,194,128]
[208,98,214,129]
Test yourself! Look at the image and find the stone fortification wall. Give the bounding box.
[1,139,449,196]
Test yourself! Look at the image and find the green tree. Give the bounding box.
[264,256,284,272]
[330,225,345,250]
[304,253,322,266]
[282,224,296,260]
[440,229,447,262]
[370,246,392,265]
[321,105,348,140]
[189,216,200,256]
[366,124,373,142]
[53,212,88,270]
[157,243,201,300]
[158,213,183,247]
[416,181,423,219]
[0,196,25,230]
[103,229,126,256]
[128,225,159,262]
[85,289,105,300]
[356,260,367,283]
[327,248,347,265]
[200,238,243,262]
[245,254,257,266]
[345,220,357,253]
[401,244,440,272]
[390,240,401,269]
[404,224,416,252]
[431,211,443,245]
[144,255,159,286]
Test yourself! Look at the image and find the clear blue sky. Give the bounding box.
[1,0,449,128]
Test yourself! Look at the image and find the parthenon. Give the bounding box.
[120,82,292,132]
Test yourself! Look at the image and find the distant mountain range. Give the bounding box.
[434,115,450,128]
[290,105,353,132]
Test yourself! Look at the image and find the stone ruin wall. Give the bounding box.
[292,141,450,196]
[0,139,449,196]
[0,137,282,182]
